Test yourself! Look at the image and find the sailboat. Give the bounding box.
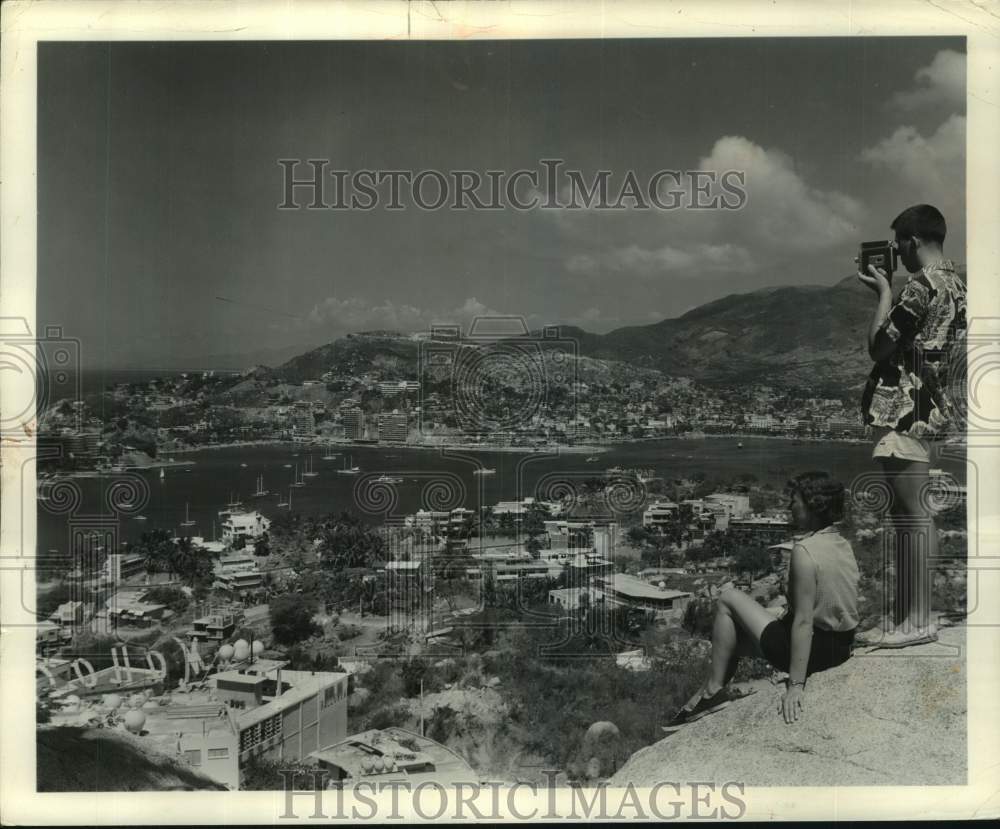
[252,475,269,497]
[159,468,165,482]
[291,464,305,488]
[336,455,360,475]
[303,455,318,478]
[373,473,403,485]
[322,448,340,460]
[277,488,291,509]
[227,491,243,509]
[181,502,196,527]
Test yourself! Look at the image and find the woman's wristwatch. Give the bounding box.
[788,680,806,688]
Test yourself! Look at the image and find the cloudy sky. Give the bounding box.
[38,38,965,370]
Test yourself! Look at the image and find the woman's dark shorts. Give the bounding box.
[759,614,855,675]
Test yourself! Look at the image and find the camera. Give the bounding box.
[855,240,898,283]
[418,316,579,438]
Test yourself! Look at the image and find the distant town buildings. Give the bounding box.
[291,403,315,442]
[340,401,365,440]
[377,410,408,443]
[378,380,421,397]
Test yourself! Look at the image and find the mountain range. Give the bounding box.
[564,274,878,392]
[261,270,966,395]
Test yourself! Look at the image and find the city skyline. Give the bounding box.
[39,38,965,370]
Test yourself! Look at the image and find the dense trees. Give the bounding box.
[270,594,320,646]
[317,512,386,570]
[130,529,218,588]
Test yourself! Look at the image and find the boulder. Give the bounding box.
[611,625,966,787]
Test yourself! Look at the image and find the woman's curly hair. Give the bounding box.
[786,470,846,525]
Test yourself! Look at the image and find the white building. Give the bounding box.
[597,574,692,622]
[704,493,751,520]
[492,497,562,520]
[642,500,679,531]
[214,553,264,595]
[221,511,271,548]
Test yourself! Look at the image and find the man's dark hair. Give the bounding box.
[786,471,845,525]
[891,204,947,246]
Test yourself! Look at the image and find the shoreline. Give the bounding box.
[165,433,876,456]
[168,439,609,456]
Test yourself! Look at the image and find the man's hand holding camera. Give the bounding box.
[857,263,892,296]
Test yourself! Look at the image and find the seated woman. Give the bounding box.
[669,470,860,726]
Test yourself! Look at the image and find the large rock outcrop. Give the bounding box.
[611,624,966,787]
[37,726,227,791]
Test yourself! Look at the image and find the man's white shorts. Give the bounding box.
[872,428,931,464]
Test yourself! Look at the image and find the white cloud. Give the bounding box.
[891,50,965,112]
[861,113,965,197]
[559,134,863,279]
[697,136,863,250]
[302,295,514,335]
[569,241,755,278]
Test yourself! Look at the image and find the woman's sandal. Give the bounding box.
[663,686,757,729]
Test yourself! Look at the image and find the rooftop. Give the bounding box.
[385,560,423,570]
[231,669,346,730]
[601,573,691,601]
[309,727,477,785]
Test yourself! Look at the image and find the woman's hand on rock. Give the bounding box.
[779,686,805,724]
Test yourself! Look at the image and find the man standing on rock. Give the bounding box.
[856,204,967,648]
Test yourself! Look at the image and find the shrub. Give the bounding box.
[400,658,430,697]
[337,623,362,641]
[270,595,319,646]
[366,703,411,731]
[142,586,190,615]
[426,704,461,744]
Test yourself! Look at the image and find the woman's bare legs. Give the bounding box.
[683,588,779,707]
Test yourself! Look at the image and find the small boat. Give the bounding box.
[180,503,196,527]
[159,468,165,481]
[240,463,248,468]
[737,442,744,449]
[303,455,318,478]
[373,474,403,485]
[322,450,340,460]
[283,463,293,468]
[585,456,598,462]
[473,468,496,476]
[277,488,291,509]
[226,492,243,510]
[252,475,269,497]
[183,468,193,473]
[134,515,148,521]
[336,455,360,475]
[291,464,305,488]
